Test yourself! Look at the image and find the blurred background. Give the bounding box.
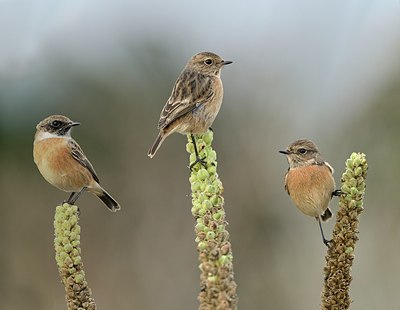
[1,0,400,309]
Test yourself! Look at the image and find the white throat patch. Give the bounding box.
[36,131,70,141]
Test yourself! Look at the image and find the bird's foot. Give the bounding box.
[323,238,333,247]
[332,189,343,197]
[189,156,207,171]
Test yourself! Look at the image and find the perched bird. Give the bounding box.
[279,139,340,245]
[148,51,232,168]
[33,115,121,212]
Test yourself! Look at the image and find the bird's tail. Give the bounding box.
[321,207,332,222]
[92,186,121,212]
[148,132,165,158]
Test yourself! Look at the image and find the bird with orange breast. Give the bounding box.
[279,139,341,246]
[33,115,120,212]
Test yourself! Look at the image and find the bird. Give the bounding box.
[148,51,232,169]
[33,115,121,212]
[279,139,341,246]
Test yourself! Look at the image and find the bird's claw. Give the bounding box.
[323,238,333,247]
[189,156,207,170]
[332,189,343,197]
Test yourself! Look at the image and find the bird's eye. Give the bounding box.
[204,58,213,65]
[298,148,307,154]
[50,120,62,128]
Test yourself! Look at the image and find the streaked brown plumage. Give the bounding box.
[33,115,121,212]
[279,139,338,245]
[148,51,232,159]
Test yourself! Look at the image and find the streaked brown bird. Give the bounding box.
[148,51,232,168]
[33,115,121,212]
[279,139,341,246]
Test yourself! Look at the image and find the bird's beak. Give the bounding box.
[221,60,233,66]
[68,122,81,128]
[279,150,289,155]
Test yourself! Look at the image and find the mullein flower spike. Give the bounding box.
[187,130,238,310]
[321,153,368,310]
[54,203,97,310]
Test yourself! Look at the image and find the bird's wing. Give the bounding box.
[324,161,334,174]
[284,169,290,195]
[69,139,100,183]
[157,71,214,129]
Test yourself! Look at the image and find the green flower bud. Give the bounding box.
[345,247,354,254]
[344,170,353,180]
[207,165,217,175]
[212,213,222,221]
[202,199,213,210]
[73,256,82,265]
[186,142,195,153]
[203,131,213,144]
[68,267,77,274]
[207,150,217,162]
[189,174,198,183]
[198,241,207,250]
[354,166,363,177]
[197,168,210,180]
[207,275,217,283]
[70,215,78,226]
[191,181,201,192]
[196,138,205,147]
[210,195,219,205]
[341,184,350,194]
[64,243,73,253]
[198,208,207,216]
[191,206,200,216]
[350,187,359,196]
[217,225,225,233]
[348,178,357,187]
[71,249,79,257]
[75,273,84,284]
[189,153,197,164]
[196,223,206,231]
[205,185,217,195]
[206,231,216,240]
[218,255,230,265]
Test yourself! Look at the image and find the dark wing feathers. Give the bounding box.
[157,70,214,129]
[69,139,100,183]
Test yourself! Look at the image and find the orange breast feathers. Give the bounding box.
[33,138,94,192]
[285,164,335,217]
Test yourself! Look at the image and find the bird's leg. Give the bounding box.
[332,189,343,197]
[317,217,332,247]
[189,134,207,170]
[67,187,87,205]
[64,192,76,205]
